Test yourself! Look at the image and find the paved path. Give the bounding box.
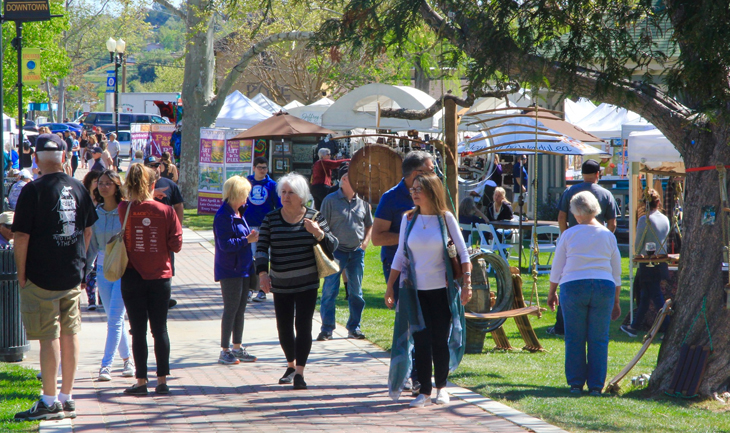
[23,228,567,432]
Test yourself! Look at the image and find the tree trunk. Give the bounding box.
[178,0,218,208]
[57,78,66,122]
[45,80,55,122]
[648,128,730,396]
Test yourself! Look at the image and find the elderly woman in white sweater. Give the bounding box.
[547,191,622,397]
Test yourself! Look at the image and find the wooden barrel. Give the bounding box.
[465,256,491,354]
[349,144,403,206]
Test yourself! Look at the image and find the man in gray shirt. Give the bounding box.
[549,159,619,336]
[317,164,373,341]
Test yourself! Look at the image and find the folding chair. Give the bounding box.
[459,223,475,246]
[475,223,513,261]
[528,225,561,274]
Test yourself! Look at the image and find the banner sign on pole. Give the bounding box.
[4,0,51,22]
[106,70,115,93]
[21,48,41,85]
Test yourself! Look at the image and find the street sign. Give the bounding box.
[4,0,52,22]
[106,71,115,93]
[21,48,41,85]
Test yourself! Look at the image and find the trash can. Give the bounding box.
[0,245,30,362]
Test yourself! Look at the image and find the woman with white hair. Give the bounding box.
[547,191,622,396]
[256,172,338,390]
[310,147,349,210]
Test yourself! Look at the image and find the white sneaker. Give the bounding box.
[98,366,112,381]
[122,360,135,377]
[409,394,432,407]
[434,388,450,405]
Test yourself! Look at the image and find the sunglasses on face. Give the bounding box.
[255,165,268,170]
[409,187,423,194]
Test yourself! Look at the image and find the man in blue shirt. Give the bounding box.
[512,155,528,214]
[372,150,434,395]
[244,157,281,302]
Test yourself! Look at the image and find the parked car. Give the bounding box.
[22,120,38,133]
[39,123,72,134]
[82,112,168,134]
[107,130,131,158]
[65,122,84,133]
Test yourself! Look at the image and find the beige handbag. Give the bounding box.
[103,202,132,282]
[312,212,339,279]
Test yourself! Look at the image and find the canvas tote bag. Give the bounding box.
[103,202,132,282]
[312,212,339,279]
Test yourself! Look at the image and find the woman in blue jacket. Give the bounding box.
[214,176,259,365]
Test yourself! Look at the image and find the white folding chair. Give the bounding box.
[528,225,561,274]
[459,223,475,246]
[475,223,512,261]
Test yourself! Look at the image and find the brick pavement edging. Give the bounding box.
[34,228,569,433]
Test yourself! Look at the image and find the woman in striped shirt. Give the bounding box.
[256,172,338,390]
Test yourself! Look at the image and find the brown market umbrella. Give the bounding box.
[232,111,335,140]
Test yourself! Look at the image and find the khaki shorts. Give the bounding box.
[20,280,82,340]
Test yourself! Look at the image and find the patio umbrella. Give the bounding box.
[232,112,335,140]
[463,117,609,156]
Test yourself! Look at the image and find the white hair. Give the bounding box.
[570,191,601,218]
[317,148,330,159]
[35,151,64,164]
[277,172,310,203]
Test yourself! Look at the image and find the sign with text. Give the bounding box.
[130,123,175,157]
[197,128,253,215]
[4,0,51,22]
[21,48,41,85]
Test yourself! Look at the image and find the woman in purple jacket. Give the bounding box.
[213,176,259,365]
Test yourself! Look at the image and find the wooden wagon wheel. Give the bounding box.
[349,144,403,206]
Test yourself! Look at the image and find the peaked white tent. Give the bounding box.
[564,98,597,124]
[627,129,682,166]
[215,91,272,129]
[286,97,334,126]
[252,93,283,113]
[283,100,304,110]
[574,103,645,139]
[321,84,440,131]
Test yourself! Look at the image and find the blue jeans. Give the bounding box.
[560,279,615,391]
[96,264,131,368]
[320,248,366,334]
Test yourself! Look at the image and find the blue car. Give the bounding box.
[39,123,82,136]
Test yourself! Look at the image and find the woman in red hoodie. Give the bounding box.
[119,163,183,396]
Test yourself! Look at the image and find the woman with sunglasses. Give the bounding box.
[89,169,135,381]
[384,174,471,407]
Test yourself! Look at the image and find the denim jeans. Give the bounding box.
[96,264,131,368]
[560,278,615,391]
[320,248,366,334]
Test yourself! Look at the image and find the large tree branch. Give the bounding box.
[380,87,520,120]
[153,0,187,21]
[213,31,315,114]
[416,2,694,156]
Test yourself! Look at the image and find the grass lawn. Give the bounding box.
[0,364,40,431]
[184,209,214,231]
[182,216,729,432]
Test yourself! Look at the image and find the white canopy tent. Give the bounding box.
[626,128,683,322]
[321,84,441,132]
[286,97,334,126]
[214,91,272,129]
[574,103,645,139]
[459,90,533,132]
[252,93,283,113]
[563,98,597,124]
[283,100,304,110]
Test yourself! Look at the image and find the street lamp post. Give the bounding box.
[106,37,126,139]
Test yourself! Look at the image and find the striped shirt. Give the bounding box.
[255,207,338,293]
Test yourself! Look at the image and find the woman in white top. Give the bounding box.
[547,191,622,396]
[385,174,471,408]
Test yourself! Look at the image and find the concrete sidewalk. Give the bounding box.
[26,228,567,432]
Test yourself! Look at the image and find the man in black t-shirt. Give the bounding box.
[12,134,98,421]
[145,156,184,308]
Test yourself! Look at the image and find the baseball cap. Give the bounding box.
[581,159,601,174]
[91,146,103,154]
[0,211,13,225]
[35,133,66,152]
[144,155,160,166]
[19,169,32,180]
[338,163,349,178]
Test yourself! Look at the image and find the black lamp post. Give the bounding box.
[105,37,126,138]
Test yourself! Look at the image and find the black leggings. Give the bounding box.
[273,289,318,367]
[121,267,171,380]
[412,288,452,395]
